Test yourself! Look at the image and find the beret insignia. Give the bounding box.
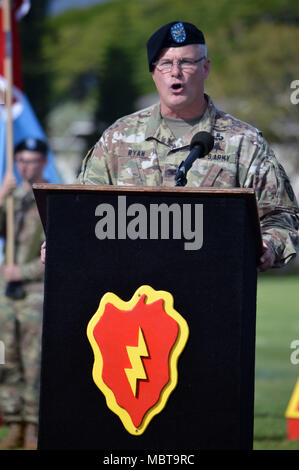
[14,137,48,154]
[25,138,38,150]
[170,22,186,43]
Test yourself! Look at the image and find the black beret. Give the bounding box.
[147,21,205,71]
[14,138,48,155]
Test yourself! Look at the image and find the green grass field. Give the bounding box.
[254,274,299,450]
[1,274,298,450]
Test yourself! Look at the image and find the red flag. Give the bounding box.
[0,1,30,91]
[0,0,61,185]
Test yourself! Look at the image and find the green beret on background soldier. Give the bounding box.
[76,21,298,271]
[0,138,47,450]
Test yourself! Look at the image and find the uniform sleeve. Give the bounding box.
[76,136,113,185]
[241,135,299,267]
[18,224,45,281]
[19,257,44,282]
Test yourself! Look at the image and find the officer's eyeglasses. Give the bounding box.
[153,56,206,73]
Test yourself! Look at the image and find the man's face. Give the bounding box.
[152,44,210,118]
[15,150,46,184]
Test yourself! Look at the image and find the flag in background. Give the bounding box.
[0,0,62,184]
[0,1,61,264]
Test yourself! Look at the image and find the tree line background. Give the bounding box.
[18,0,299,147]
[11,3,299,450]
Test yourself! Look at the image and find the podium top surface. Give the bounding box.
[33,183,256,195]
[33,182,259,223]
[32,183,263,260]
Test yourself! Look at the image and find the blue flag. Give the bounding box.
[0,87,62,184]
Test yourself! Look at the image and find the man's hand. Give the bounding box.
[41,241,46,264]
[258,241,275,272]
[1,264,22,282]
[0,172,17,205]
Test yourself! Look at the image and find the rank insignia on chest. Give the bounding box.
[86,285,189,435]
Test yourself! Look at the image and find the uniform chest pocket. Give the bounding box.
[118,152,162,187]
[117,156,144,185]
[200,163,237,187]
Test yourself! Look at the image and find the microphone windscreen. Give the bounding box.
[190,131,214,155]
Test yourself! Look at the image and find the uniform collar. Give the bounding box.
[145,94,217,149]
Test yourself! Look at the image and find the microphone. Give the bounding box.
[175,131,214,186]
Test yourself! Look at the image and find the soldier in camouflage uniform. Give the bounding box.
[0,138,47,450]
[76,21,298,270]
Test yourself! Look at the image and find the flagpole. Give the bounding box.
[3,0,14,265]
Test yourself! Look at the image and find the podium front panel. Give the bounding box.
[38,188,257,450]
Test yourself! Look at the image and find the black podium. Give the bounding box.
[33,184,262,451]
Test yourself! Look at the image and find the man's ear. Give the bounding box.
[203,57,211,79]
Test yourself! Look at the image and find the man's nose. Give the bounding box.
[171,63,182,77]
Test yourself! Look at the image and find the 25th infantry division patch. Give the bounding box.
[87,285,189,435]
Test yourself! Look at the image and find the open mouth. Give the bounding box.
[171,83,184,92]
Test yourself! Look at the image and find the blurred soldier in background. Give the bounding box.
[0,138,47,450]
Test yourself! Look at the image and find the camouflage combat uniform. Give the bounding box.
[77,94,299,267]
[0,185,44,425]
